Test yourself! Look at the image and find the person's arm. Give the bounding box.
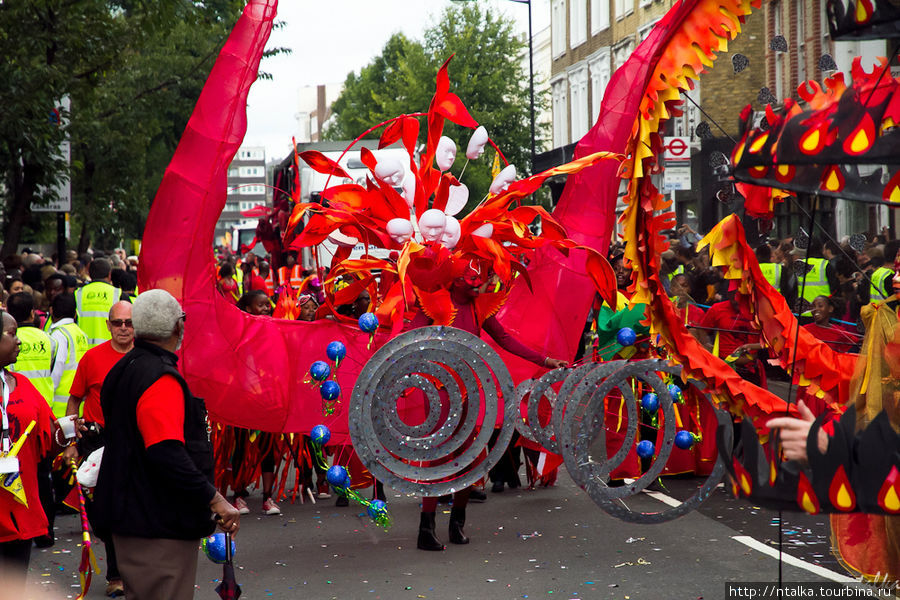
[482,315,565,368]
[137,376,240,533]
[49,332,67,390]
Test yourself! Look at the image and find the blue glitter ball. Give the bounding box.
[310,424,331,446]
[320,380,341,401]
[201,533,235,564]
[367,499,387,519]
[616,327,637,346]
[326,341,347,362]
[641,392,659,413]
[636,440,655,459]
[326,465,351,488]
[358,312,379,333]
[309,360,331,382]
[667,383,682,399]
[674,430,695,450]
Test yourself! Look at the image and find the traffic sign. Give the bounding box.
[663,165,692,191]
[663,136,691,162]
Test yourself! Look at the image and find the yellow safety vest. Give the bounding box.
[50,322,89,418]
[869,266,893,302]
[9,326,56,405]
[75,281,122,348]
[799,258,830,315]
[758,263,782,291]
[666,264,685,281]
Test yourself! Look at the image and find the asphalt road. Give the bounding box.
[27,470,870,600]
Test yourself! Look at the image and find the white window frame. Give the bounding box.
[552,0,567,59]
[612,36,635,70]
[567,62,590,141]
[570,0,587,48]
[551,74,569,148]
[588,48,611,124]
[637,17,660,42]
[774,2,784,102]
[591,0,610,34]
[615,0,633,20]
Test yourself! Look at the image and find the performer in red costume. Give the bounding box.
[407,266,567,551]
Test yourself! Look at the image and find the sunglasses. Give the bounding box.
[109,319,133,328]
[298,294,316,306]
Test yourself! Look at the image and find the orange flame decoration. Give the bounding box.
[799,121,829,155]
[820,164,846,192]
[797,471,821,515]
[774,164,795,184]
[843,112,876,156]
[768,458,777,487]
[883,170,900,203]
[732,458,753,496]
[828,465,857,512]
[854,0,875,24]
[876,465,900,514]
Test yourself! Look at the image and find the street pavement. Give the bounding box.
[27,469,868,600]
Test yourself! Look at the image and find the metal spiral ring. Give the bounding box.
[349,326,517,497]
[556,359,729,523]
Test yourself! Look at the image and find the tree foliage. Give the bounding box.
[0,1,250,256]
[325,2,544,209]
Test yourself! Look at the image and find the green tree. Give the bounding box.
[325,2,544,208]
[0,1,250,257]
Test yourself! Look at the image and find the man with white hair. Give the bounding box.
[93,289,239,600]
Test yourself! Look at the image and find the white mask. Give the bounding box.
[440,216,462,249]
[418,209,447,242]
[374,158,405,186]
[489,164,516,195]
[386,218,414,245]
[435,136,457,172]
[466,126,489,160]
[444,183,469,216]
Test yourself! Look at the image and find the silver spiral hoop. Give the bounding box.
[349,326,517,497]
[554,359,729,523]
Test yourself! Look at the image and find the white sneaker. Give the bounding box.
[234,497,250,515]
[262,498,281,515]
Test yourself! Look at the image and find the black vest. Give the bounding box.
[93,339,215,540]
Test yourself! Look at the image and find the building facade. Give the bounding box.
[763,0,896,241]
[545,0,766,235]
[216,145,267,245]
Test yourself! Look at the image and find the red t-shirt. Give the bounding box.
[0,373,54,543]
[699,300,759,358]
[69,341,130,426]
[247,274,267,293]
[802,323,860,353]
[136,375,184,448]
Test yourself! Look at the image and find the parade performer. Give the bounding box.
[94,290,240,600]
[0,311,57,593]
[406,265,568,550]
[62,301,134,598]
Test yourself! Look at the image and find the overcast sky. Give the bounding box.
[244,1,536,162]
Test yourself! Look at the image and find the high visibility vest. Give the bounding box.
[263,271,275,295]
[758,263,782,292]
[75,281,122,348]
[278,265,303,289]
[9,326,56,405]
[799,258,830,313]
[666,264,685,281]
[50,322,89,418]
[234,260,244,288]
[869,266,894,302]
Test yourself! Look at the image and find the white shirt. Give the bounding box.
[49,318,75,390]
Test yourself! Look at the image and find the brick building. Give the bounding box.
[542,0,766,235]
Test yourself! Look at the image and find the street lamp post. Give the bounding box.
[453,0,536,172]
